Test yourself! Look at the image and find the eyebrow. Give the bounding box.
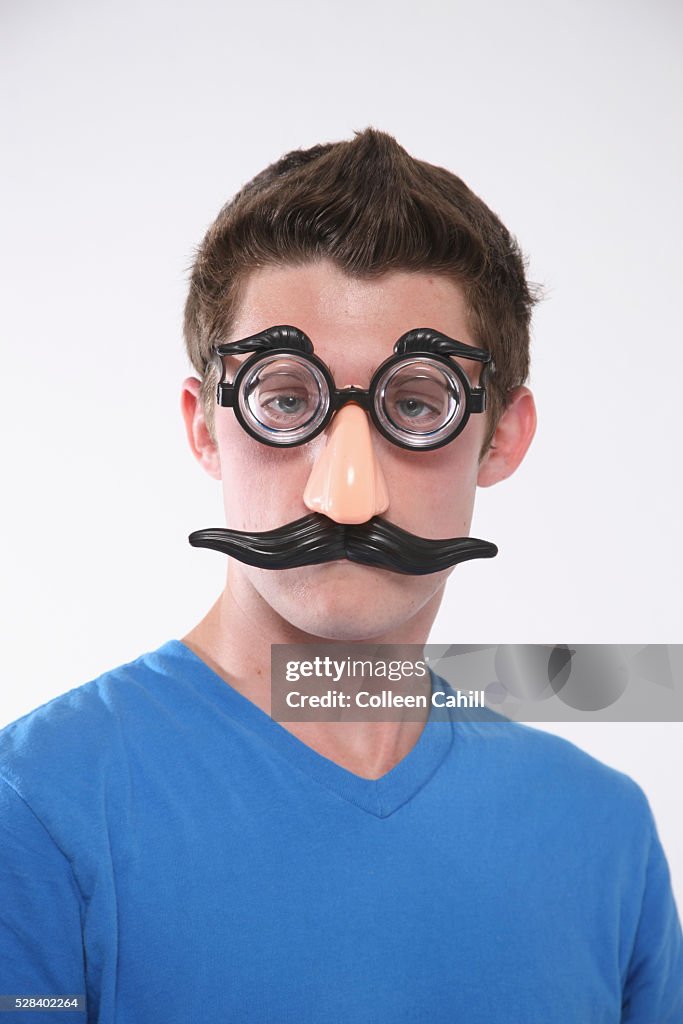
[216,325,490,365]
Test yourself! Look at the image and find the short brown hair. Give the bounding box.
[184,128,539,455]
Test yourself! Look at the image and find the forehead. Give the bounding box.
[226,260,480,380]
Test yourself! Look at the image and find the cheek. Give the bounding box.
[381,429,481,526]
[215,417,313,527]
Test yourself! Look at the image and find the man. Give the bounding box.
[1,129,681,1022]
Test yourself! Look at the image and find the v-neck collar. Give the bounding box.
[154,639,454,819]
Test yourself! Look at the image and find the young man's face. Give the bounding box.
[183,260,535,641]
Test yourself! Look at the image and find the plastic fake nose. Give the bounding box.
[303,404,390,524]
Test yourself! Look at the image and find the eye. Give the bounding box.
[387,384,447,428]
[237,352,331,444]
[263,390,310,418]
[254,377,315,426]
[242,357,324,431]
[393,395,440,420]
[374,357,465,446]
[274,395,305,413]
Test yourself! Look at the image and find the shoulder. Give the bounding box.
[454,718,654,846]
[0,643,178,811]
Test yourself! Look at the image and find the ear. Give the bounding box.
[477,386,537,487]
[180,377,222,481]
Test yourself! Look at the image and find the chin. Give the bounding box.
[256,562,443,642]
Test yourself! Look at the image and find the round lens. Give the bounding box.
[375,358,465,448]
[238,353,330,444]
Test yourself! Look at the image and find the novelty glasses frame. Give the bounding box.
[212,325,494,451]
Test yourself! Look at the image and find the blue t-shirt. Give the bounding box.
[0,640,681,1022]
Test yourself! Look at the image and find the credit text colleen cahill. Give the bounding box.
[284,690,487,709]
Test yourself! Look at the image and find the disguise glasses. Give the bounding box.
[211,325,494,452]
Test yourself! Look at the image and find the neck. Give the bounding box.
[181,563,445,779]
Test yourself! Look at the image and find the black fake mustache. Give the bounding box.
[188,513,497,576]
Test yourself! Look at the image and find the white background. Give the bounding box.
[1,0,682,908]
